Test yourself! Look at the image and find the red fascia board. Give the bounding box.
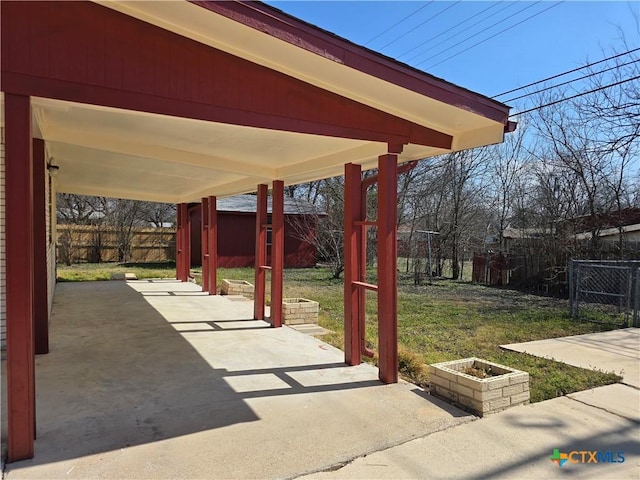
[190,1,511,124]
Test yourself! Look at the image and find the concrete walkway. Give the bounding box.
[4,280,472,479]
[303,329,640,479]
[303,391,639,479]
[502,328,640,388]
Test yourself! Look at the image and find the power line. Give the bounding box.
[512,75,640,116]
[398,2,505,62]
[378,1,462,51]
[504,58,640,103]
[492,47,640,98]
[420,2,563,69]
[415,1,542,67]
[364,2,433,47]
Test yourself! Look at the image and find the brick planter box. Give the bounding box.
[282,298,319,325]
[221,279,254,299]
[429,358,529,417]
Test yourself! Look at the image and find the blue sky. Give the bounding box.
[265,1,639,111]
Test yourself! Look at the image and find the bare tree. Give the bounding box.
[486,125,528,246]
[138,202,176,228]
[530,74,637,257]
[289,178,345,279]
[98,199,143,262]
[57,193,104,224]
[439,149,491,279]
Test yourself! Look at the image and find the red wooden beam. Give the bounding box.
[32,138,48,355]
[358,182,372,359]
[254,185,268,320]
[0,1,453,149]
[377,153,399,384]
[343,163,362,366]
[357,158,412,360]
[352,281,378,291]
[201,197,209,292]
[270,180,284,328]
[207,196,217,295]
[5,93,35,461]
[185,206,192,280]
[176,204,181,280]
[176,203,188,282]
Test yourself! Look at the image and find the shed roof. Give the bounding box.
[216,194,322,216]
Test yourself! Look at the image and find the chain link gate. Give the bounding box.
[569,260,640,327]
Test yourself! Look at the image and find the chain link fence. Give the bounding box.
[569,260,640,327]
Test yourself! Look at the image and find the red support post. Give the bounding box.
[254,185,268,320]
[207,196,217,295]
[5,93,36,461]
[32,138,48,355]
[377,153,399,384]
[185,206,192,280]
[176,204,182,280]
[358,182,375,358]
[344,163,362,366]
[270,180,284,327]
[176,203,188,282]
[201,198,209,292]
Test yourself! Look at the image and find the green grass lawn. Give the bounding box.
[209,267,622,402]
[57,261,177,282]
[58,263,622,403]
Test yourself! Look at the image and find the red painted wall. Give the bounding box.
[1,1,450,148]
[189,207,317,268]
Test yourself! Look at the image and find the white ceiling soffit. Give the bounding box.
[32,97,415,203]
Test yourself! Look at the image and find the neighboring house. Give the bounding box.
[567,207,640,237]
[189,195,322,268]
[574,223,640,243]
[570,208,640,244]
[493,208,640,289]
[501,227,554,253]
[502,208,640,252]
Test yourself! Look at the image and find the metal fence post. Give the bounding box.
[625,266,633,327]
[634,267,639,328]
[575,266,581,320]
[569,259,574,316]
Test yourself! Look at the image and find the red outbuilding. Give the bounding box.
[189,194,322,268]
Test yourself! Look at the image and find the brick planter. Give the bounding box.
[429,358,529,417]
[221,279,254,299]
[282,298,319,325]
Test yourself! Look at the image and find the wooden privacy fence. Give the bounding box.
[57,224,175,264]
[472,252,568,294]
[472,252,509,285]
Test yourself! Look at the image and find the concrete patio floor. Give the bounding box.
[3,279,473,479]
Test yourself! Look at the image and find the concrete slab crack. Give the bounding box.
[289,415,479,479]
[567,395,640,424]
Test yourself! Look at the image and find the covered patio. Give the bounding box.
[1,0,511,463]
[5,279,471,479]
